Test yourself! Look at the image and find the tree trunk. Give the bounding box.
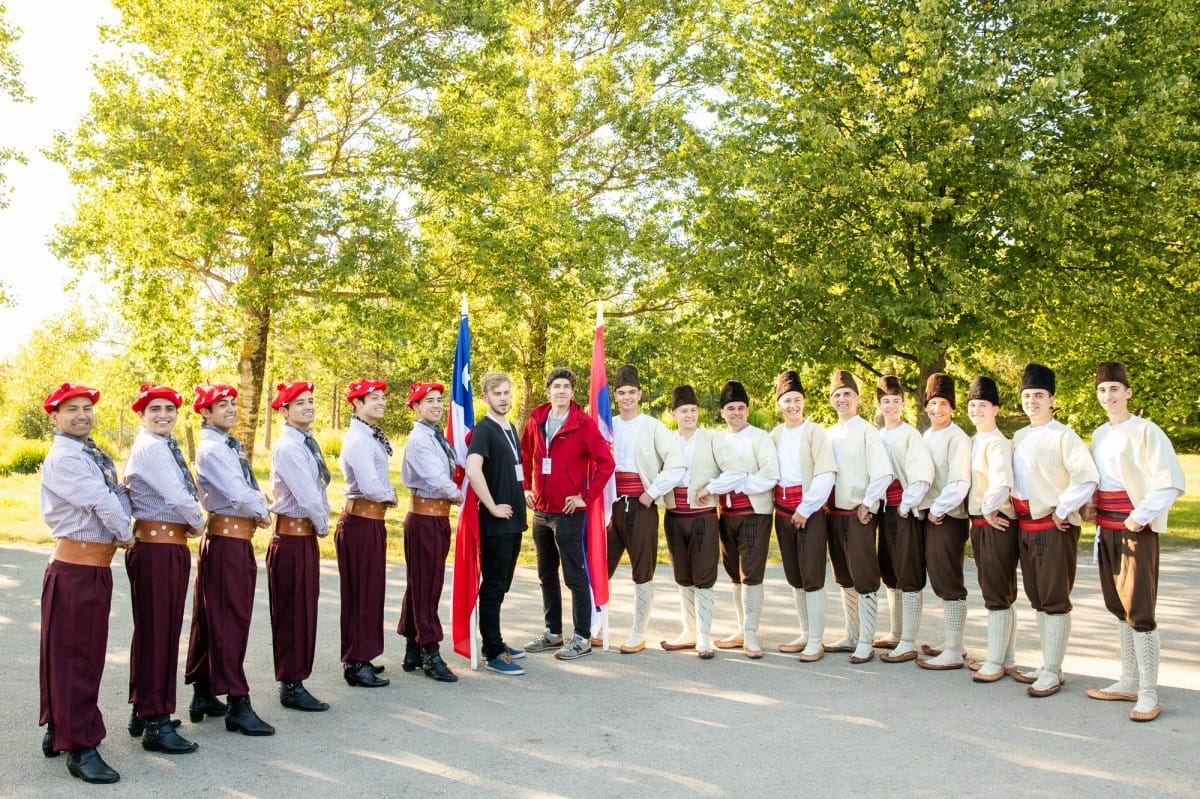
[235,304,272,461]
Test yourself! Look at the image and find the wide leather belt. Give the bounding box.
[133,519,190,545]
[206,513,257,540]
[52,538,118,567]
[345,498,389,520]
[275,515,316,536]
[410,496,451,517]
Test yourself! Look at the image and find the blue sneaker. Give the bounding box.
[505,645,526,660]
[485,652,526,675]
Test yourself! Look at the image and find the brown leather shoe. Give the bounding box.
[697,649,716,660]
[849,650,875,665]
[1027,680,1063,697]
[715,636,744,650]
[872,638,898,650]
[916,656,964,671]
[824,641,855,653]
[660,639,696,651]
[778,640,806,653]
[921,644,942,657]
[743,645,764,659]
[797,647,825,663]
[618,641,646,654]
[972,667,1006,683]
[1085,686,1137,702]
[1130,704,1161,722]
[880,649,918,663]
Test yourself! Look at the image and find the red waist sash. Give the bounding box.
[1095,489,1135,531]
[720,492,755,516]
[885,479,903,508]
[669,486,715,517]
[1011,498,1056,532]
[615,471,644,497]
[774,484,804,514]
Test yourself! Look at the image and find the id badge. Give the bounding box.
[542,457,553,475]
[515,464,524,482]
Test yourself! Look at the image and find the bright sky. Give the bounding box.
[0,0,115,357]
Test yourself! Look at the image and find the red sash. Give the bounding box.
[885,479,903,508]
[1095,489,1135,531]
[615,471,644,498]
[774,484,804,515]
[1011,498,1056,532]
[720,492,755,516]
[669,486,714,517]
[969,516,990,528]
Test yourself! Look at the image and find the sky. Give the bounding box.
[0,0,115,357]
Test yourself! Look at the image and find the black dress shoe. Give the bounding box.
[42,725,59,758]
[67,747,120,784]
[224,696,276,736]
[422,650,459,683]
[128,705,181,736]
[279,681,330,712]
[402,642,422,672]
[141,716,199,754]
[344,662,390,688]
[368,661,386,675]
[189,683,228,722]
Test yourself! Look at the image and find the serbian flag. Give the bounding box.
[449,294,480,666]
[584,303,616,646]
[446,293,474,486]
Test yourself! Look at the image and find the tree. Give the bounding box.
[407,0,715,421]
[0,3,29,305]
[51,0,498,457]
[684,0,1200,416]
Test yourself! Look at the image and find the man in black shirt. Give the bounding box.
[465,372,528,675]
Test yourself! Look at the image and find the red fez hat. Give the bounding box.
[271,381,315,410]
[407,382,445,408]
[346,379,388,405]
[131,384,183,413]
[43,382,101,414]
[193,383,238,413]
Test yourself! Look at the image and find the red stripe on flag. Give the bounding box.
[451,484,481,660]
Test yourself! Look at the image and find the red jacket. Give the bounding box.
[521,401,615,514]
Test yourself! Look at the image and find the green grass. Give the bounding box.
[5,454,1199,564]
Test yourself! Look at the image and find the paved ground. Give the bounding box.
[0,543,1197,798]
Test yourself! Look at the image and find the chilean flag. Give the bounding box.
[449,294,480,666]
[584,303,616,645]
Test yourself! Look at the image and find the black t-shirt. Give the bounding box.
[467,416,528,534]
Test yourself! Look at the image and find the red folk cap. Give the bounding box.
[193,383,238,413]
[131,384,183,413]
[271,381,315,410]
[43,382,101,414]
[346,379,388,405]
[406,382,445,408]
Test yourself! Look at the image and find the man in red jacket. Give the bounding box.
[521,367,616,661]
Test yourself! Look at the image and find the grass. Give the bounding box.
[4,455,1199,565]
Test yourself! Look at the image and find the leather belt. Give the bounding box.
[275,515,316,536]
[206,513,258,540]
[345,498,389,520]
[133,519,190,545]
[410,496,451,517]
[52,538,118,567]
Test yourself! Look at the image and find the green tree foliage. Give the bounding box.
[50,0,498,458]
[0,2,29,305]
[683,0,1200,424]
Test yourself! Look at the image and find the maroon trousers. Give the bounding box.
[398,512,451,650]
[607,496,660,584]
[775,509,829,591]
[184,534,257,697]
[335,513,387,663]
[1097,527,1159,631]
[126,541,191,718]
[266,533,320,682]
[1019,526,1080,615]
[970,519,1020,610]
[924,515,968,601]
[828,513,882,594]
[40,560,112,752]
[877,507,926,591]
[664,511,720,589]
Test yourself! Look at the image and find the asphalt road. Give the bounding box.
[1,544,1197,798]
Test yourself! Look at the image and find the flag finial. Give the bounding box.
[595,301,603,328]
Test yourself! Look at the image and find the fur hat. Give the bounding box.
[614,364,641,390]
[830,370,859,395]
[719,380,750,408]
[967,376,1001,406]
[671,385,700,410]
[774,370,805,399]
[1019,363,1056,395]
[924,373,957,409]
[875,375,903,400]
[1095,361,1129,387]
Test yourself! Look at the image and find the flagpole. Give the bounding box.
[461,292,480,670]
